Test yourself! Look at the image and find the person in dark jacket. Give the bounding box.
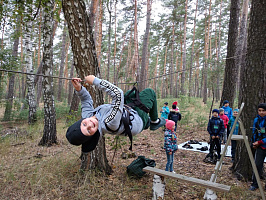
[207,109,225,161]
[249,103,266,191]
[168,104,182,131]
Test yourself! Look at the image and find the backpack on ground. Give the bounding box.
[127,156,156,178]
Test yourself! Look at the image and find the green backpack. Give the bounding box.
[127,156,156,178]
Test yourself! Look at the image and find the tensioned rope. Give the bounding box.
[0,69,73,80]
[0,67,195,86]
[2,48,264,85]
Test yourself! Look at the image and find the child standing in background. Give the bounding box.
[228,108,240,163]
[160,102,170,120]
[249,103,266,191]
[164,120,178,173]
[219,108,229,144]
[222,100,233,138]
[207,109,225,161]
[168,104,182,131]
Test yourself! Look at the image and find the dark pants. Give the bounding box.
[124,88,158,130]
[209,138,221,158]
[231,140,236,160]
[251,147,266,188]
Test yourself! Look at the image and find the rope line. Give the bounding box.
[0,69,73,80]
[0,67,195,85]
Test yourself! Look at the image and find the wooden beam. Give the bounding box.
[231,135,248,140]
[143,167,231,192]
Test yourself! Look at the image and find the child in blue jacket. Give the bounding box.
[249,103,266,191]
[164,120,178,173]
[228,108,240,162]
[222,100,233,137]
[207,109,225,161]
[160,102,170,119]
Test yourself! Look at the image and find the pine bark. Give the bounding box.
[189,0,198,97]
[62,0,112,174]
[170,23,175,96]
[181,0,188,95]
[215,0,223,102]
[220,0,240,108]
[203,2,212,104]
[234,0,266,179]
[57,20,67,101]
[130,0,139,83]
[39,0,57,146]
[139,0,152,91]
[235,0,249,94]
[95,0,102,69]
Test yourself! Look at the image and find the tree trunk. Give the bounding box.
[62,0,112,174]
[89,0,99,28]
[161,46,167,98]
[130,0,139,83]
[234,0,266,179]
[189,0,198,98]
[95,0,102,69]
[107,1,111,82]
[235,0,249,95]
[220,0,240,108]
[113,1,118,84]
[3,26,19,121]
[24,17,37,124]
[203,2,212,104]
[181,0,188,96]
[139,0,152,91]
[68,62,75,106]
[57,20,67,102]
[170,22,174,96]
[39,0,57,146]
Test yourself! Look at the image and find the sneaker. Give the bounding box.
[172,171,176,174]
[150,118,166,130]
[249,186,258,191]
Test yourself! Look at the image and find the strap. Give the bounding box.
[121,109,133,150]
[124,86,150,113]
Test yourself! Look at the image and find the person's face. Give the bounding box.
[224,103,229,107]
[233,111,238,117]
[220,111,224,115]
[164,104,167,107]
[213,112,218,117]
[258,108,266,117]
[80,116,99,136]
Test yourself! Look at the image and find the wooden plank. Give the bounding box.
[215,161,222,171]
[231,135,248,140]
[143,167,231,192]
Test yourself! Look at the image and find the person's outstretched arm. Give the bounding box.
[72,78,94,118]
[84,75,124,132]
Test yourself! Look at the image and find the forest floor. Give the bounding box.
[0,101,265,199]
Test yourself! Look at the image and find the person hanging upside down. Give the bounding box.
[66,75,166,170]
